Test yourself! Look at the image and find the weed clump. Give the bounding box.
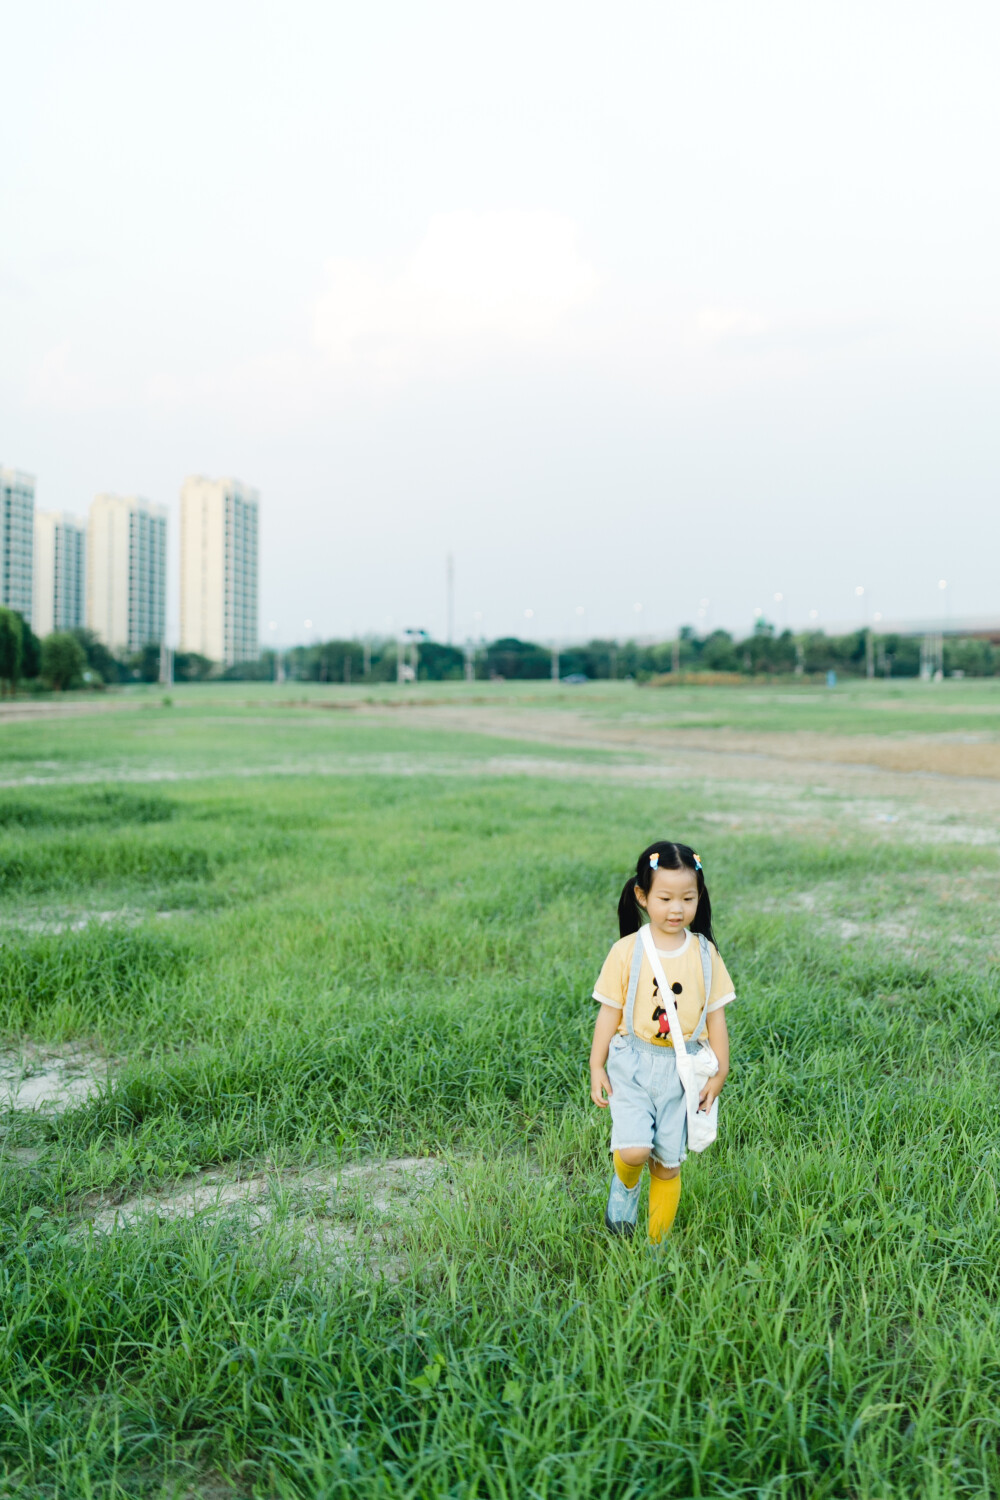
[0,788,178,830]
[0,928,195,1034]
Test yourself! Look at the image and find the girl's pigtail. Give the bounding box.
[617,876,641,939]
[691,887,717,949]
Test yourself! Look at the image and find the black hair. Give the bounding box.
[617,840,716,945]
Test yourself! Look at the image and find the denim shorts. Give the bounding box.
[606,1034,702,1169]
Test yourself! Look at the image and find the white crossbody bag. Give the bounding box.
[639,925,720,1153]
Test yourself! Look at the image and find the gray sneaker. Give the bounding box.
[604,1169,641,1237]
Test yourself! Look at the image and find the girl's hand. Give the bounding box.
[590,1067,613,1108]
[589,1004,621,1109]
[700,1009,730,1112]
[698,1074,726,1112]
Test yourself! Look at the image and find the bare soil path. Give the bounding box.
[353,702,1000,816]
[6,690,1000,817]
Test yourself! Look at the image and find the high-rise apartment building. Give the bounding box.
[87,494,167,654]
[33,511,86,637]
[0,467,35,620]
[180,477,259,666]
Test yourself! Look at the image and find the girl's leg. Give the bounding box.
[647,1160,681,1243]
[614,1145,650,1189]
[606,1049,655,1236]
[605,1146,649,1236]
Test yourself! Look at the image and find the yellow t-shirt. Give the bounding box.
[593,928,736,1047]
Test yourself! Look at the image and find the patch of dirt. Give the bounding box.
[85,1156,445,1277]
[0,697,140,722]
[0,1044,111,1112]
[835,918,910,943]
[777,872,1000,957]
[354,703,1000,812]
[175,1476,244,1500]
[126,1460,248,1500]
[1,1144,44,1163]
[0,694,351,724]
[0,908,185,935]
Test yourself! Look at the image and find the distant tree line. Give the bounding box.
[255,622,1000,683]
[2,608,998,694]
[0,612,219,694]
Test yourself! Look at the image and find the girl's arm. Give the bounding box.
[699,1006,731,1111]
[589,1005,621,1108]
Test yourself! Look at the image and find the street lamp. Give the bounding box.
[854,586,867,630]
[866,609,882,678]
[267,621,281,683]
[937,581,949,677]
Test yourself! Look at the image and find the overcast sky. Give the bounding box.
[3,1,998,645]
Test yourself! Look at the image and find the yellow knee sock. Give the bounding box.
[648,1173,681,1242]
[613,1151,643,1191]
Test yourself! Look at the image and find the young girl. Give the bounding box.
[589,841,735,1242]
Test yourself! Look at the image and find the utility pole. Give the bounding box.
[446,553,454,646]
[920,633,944,681]
[551,640,560,681]
[397,629,421,683]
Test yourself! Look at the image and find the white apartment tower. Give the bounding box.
[87,495,167,655]
[0,467,35,621]
[34,511,86,637]
[180,477,259,666]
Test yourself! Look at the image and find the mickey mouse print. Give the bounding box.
[593,927,736,1047]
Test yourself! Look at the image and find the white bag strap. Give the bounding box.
[690,934,714,1043]
[624,927,645,1038]
[639,926,712,1093]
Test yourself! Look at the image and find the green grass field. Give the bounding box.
[1,683,999,1498]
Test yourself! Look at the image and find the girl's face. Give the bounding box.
[636,866,699,940]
